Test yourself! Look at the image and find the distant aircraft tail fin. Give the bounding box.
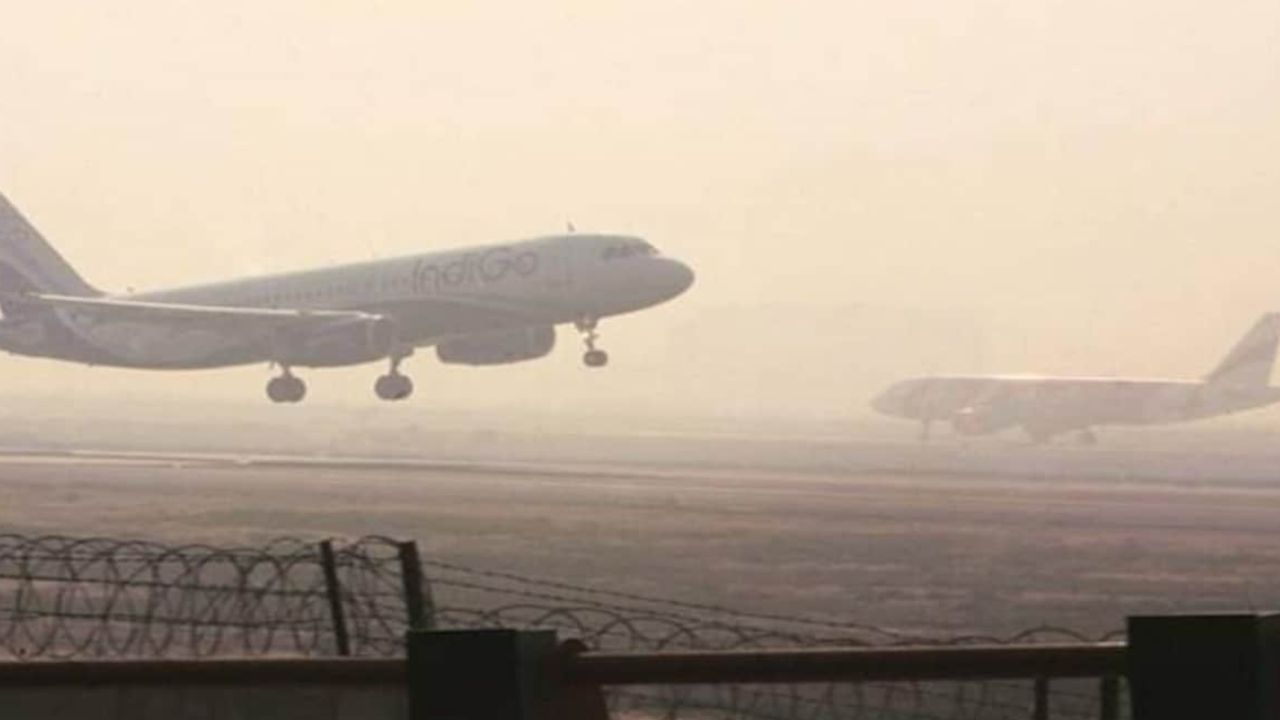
[0,193,99,317]
[1205,313,1280,388]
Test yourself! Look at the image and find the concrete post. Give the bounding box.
[1128,613,1280,720]
[407,629,558,720]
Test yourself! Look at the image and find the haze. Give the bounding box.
[1,1,1278,428]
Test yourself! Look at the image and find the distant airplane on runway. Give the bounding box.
[0,192,694,403]
[872,314,1280,444]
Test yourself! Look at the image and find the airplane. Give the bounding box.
[871,313,1280,444]
[0,192,694,403]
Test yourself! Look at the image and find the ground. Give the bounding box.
[1,432,1277,639]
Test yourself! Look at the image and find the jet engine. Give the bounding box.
[437,326,555,365]
[289,316,398,367]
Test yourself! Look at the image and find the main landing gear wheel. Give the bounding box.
[375,373,414,401]
[375,353,414,401]
[576,317,609,368]
[266,373,306,404]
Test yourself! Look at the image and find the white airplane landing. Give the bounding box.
[0,192,694,403]
[872,314,1280,443]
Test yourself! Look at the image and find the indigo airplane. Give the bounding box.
[873,314,1280,443]
[0,193,694,402]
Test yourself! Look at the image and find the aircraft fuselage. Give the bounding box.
[0,234,694,370]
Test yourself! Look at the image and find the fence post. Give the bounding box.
[398,541,436,630]
[319,539,351,657]
[1127,613,1280,720]
[1032,677,1049,720]
[1098,675,1119,720]
[407,629,559,720]
[549,639,610,720]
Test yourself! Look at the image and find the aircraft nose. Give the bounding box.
[646,257,694,300]
[871,388,894,414]
[871,384,905,415]
[666,258,695,296]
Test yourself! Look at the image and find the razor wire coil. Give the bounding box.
[0,534,1125,718]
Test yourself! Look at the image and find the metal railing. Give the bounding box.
[564,642,1126,684]
[0,638,1126,719]
[0,656,403,686]
[4,616,1277,720]
[561,641,1127,720]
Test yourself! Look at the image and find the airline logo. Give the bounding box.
[412,247,539,294]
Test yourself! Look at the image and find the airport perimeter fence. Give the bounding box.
[0,533,1127,719]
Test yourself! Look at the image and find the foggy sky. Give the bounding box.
[1,2,1278,424]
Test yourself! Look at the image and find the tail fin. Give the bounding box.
[0,192,99,303]
[1205,313,1280,388]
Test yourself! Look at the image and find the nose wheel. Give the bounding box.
[267,370,307,404]
[576,318,609,368]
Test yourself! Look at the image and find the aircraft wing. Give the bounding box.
[13,292,386,332]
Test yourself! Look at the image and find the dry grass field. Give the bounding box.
[1,431,1278,639]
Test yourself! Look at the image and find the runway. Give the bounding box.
[1,439,1278,638]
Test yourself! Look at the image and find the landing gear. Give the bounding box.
[576,317,609,368]
[1076,429,1098,446]
[919,420,932,443]
[375,373,413,401]
[375,353,414,401]
[266,370,306,404]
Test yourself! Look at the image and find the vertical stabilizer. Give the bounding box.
[1205,313,1280,388]
[0,192,98,298]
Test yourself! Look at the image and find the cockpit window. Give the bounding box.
[602,241,659,260]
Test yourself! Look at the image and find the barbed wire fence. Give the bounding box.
[0,534,1127,719]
